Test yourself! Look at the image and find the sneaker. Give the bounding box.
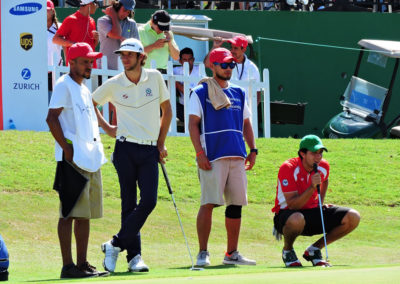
[0,270,8,281]
[282,250,302,267]
[101,240,121,272]
[303,249,331,267]
[128,254,149,272]
[223,251,256,265]
[196,250,210,267]
[60,263,96,279]
[77,261,110,277]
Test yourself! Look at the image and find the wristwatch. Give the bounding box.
[250,148,258,155]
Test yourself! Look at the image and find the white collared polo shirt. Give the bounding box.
[93,68,170,142]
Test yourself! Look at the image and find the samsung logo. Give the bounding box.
[9,2,42,16]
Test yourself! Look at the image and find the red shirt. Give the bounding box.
[272,157,330,214]
[56,11,97,67]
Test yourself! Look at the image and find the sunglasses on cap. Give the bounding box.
[213,62,236,69]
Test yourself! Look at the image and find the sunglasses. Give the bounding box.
[213,62,236,69]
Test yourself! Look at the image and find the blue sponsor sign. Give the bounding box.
[9,2,42,16]
[21,68,31,80]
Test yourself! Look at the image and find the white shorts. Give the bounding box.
[198,158,248,206]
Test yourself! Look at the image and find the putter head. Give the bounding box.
[322,261,331,267]
[190,266,204,271]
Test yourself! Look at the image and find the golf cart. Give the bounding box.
[322,39,400,138]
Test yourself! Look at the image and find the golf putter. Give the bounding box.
[313,163,330,267]
[160,163,203,271]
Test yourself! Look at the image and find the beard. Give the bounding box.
[216,72,231,81]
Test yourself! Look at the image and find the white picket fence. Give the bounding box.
[48,57,270,138]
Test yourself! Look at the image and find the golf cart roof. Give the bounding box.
[358,39,400,58]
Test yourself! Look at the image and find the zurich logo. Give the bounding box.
[10,2,42,16]
[282,179,289,186]
[21,68,31,80]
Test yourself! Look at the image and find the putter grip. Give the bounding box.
[161,163,173,194]
[313,163,321,194]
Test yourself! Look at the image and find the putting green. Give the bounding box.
[72,266,400,284]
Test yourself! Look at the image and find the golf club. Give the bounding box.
[313,163,330,266]
[160,163,203,271]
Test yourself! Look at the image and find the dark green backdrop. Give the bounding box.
[56,8,400,137]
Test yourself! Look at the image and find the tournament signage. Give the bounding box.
[1,0,47,130]
[20,33,33,51]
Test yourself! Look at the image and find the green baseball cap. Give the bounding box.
[299,135,328,152]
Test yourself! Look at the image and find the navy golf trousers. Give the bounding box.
[112,140,159,262]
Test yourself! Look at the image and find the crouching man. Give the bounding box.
[272,135,360,267]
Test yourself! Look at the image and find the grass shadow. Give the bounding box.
[171,264,241,270]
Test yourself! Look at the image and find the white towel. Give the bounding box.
[64,75,106,172]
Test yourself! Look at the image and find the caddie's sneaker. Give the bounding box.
[77,261,110,277]
[60,263,96,279]
[196,250,210,267]
[101,240,121,272]
[282,250,302,267]
[128,254,149,272]
[223,251,256,265]
[0,270,8,281]
[303,249,331,267]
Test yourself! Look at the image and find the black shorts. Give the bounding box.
[273,206,350,236]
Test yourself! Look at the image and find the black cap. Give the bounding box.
[152,10,170,31]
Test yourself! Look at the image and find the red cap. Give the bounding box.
[227,36,248,49]
[209,48,237,64]
[68,42,102,60]
[47,0,54,10]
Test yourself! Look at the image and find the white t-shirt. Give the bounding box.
[49,75,91,161]
[47,23,63,67]
[173,64,201,105]
[188,83,251,119]
[231,55,260,82]
[93,69,170,142]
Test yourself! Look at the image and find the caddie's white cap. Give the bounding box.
[114,38,144,54]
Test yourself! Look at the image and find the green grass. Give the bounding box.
[0,131,399,283]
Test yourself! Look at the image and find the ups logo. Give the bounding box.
[20,33,33,51]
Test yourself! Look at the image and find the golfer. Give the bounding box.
[188,48,258,267]
[92,38,172,273]
[46,42,108,278]
[272,135,360,267]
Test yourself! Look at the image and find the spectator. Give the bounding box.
[205,36,261,104]
[97,0,139,70]
[173,47,200,122]
[138,10,179,73]
[47,0,63,96]
[53,0,99,67]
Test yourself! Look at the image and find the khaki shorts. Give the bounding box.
[198,158,247,206]
[59,165,103,219]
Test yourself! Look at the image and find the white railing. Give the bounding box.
[49,57,270,138]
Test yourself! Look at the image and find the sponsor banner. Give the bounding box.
[1,0,47,131]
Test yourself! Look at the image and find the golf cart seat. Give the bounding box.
[341,76,388,123]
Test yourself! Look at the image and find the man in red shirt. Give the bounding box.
[53,0,99,67]
[272,135,360,267]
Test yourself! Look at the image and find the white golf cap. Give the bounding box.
[80,0,96,5]
[114,38,144,54]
